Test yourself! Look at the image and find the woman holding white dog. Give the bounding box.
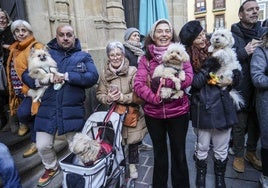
[6,20,43,158]
[179,20,241,188]
[96,41,147,179]
[134,19,193,188]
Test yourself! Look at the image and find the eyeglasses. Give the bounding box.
[155,29,172,35]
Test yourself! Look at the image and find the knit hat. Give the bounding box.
[149,19,173,41]
[179,20,203,47]
[124,27,140,41]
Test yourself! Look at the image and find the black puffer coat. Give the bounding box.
[190,69,238,130]
[124,46,138,67]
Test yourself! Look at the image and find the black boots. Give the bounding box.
[214,158,228,188]
[196,158,207,188]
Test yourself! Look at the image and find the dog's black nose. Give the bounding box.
[40,55,47,61]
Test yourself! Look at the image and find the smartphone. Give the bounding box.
[109,84,119,92]
[251,38,262,46]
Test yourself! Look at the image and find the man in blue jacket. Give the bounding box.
[35,25,99,187]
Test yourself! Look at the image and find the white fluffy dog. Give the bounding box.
[152,43,189,99]
[69,133,102,166]
[27,47,64,102]
[208,28,244,109]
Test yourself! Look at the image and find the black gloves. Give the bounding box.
[232,69,242,87]
[201,57,221,73]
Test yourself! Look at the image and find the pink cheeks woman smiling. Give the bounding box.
[108,47,124,69]
[153,23,172,47]
[192,30,206,49]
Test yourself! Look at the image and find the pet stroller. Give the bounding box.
[59,104,135,188]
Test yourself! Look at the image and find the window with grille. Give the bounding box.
[195,0,206,12]
[213,0,225,10]
[196,17,206,31]
[215,15,225,30]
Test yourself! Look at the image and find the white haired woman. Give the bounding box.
[96,41,147,179]
[6,19,44,158]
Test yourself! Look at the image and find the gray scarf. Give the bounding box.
[124,41,144,56]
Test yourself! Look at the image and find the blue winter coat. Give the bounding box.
[34,38,99,135]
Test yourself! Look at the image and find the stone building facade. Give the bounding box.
[23,0,187,71]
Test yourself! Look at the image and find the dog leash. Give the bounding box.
[95,102,117,141]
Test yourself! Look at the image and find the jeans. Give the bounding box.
[17,96,36,142]
[232,111,259,157]
[145,113,190,188]
[0,143,22,188]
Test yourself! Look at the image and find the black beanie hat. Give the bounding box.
[179,20,203,47]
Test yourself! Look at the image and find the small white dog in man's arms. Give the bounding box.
[208,28,244,109]
[152,42,189,99]
[27,47,64,102]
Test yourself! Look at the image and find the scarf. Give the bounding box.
[149,44,168,63]
[237,22,261,42]
[124,41,144,56]
[108,59,125,74]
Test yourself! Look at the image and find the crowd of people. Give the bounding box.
[0,0,268,187]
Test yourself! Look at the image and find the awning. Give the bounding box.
[139,0,169,37]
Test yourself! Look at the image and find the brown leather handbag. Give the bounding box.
[114,104,139,127]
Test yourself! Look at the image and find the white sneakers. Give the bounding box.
[260,174,268,188]
[129,164,138,179]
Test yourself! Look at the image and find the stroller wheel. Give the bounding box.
[126,178,135,188]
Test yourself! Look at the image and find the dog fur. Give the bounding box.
[69,133,101,165]
[208,28,244,109]
[27,47,64,102]
[152,43,189,99]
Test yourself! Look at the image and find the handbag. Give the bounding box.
[114,104,139,127]
[132,59,151,105]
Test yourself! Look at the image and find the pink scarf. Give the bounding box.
[149,44,168,62]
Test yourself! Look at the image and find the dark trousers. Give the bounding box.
[232,111,259,157]
[17,97,36,142]
[145,113,190,188]
[128,142,139,164]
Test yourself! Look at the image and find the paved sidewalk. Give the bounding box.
[135,123,261,188]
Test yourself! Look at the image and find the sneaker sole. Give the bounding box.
[37,169,60,187]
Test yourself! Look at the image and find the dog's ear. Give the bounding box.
[42,46,49,53]
[30,47,36,57]
[162,51,169,63]
[229,35,235,48]
[181,52,190,62]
